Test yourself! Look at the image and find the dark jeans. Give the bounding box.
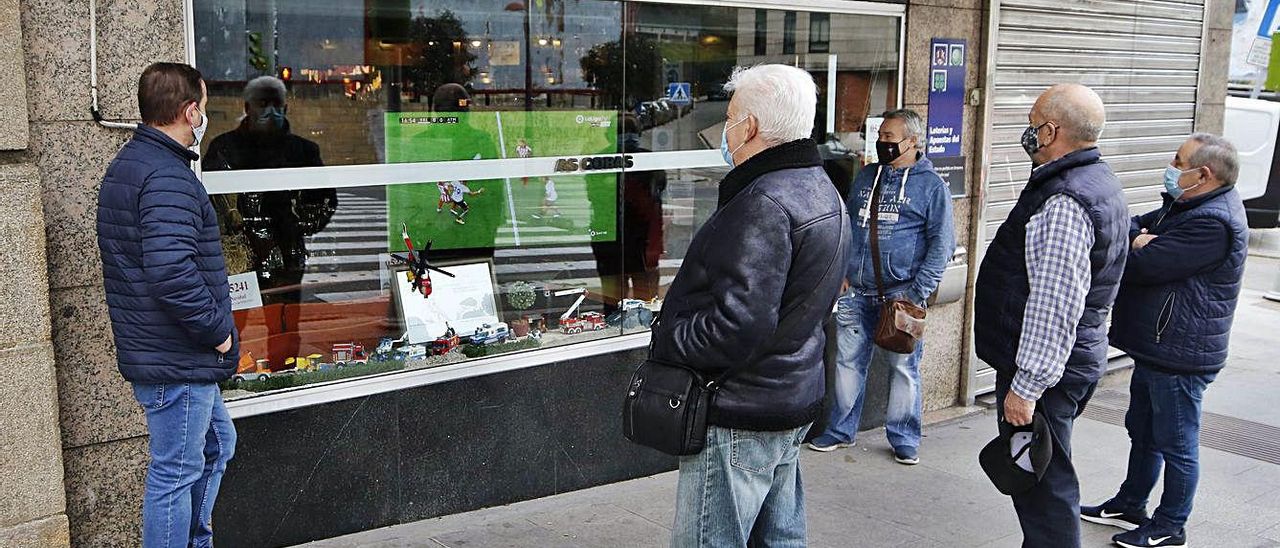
[1110,364,1216,529]
[996,374,1097,548]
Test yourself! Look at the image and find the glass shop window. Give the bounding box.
[192,0,901,399]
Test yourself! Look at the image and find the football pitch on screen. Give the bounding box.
[385,111,619,251]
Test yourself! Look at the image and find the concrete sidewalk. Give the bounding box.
[299,256,1280,548]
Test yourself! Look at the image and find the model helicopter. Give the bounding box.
[390,222,455,299]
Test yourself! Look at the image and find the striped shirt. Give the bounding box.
[1012,194,1095,401]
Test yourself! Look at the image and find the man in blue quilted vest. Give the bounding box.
[96,62,238,548]
[1081,134,1248,548]
[974,83,1130,546]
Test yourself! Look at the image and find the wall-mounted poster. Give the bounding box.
[384,110,619,252]
[927,37,967,197]
[392,260,501,345]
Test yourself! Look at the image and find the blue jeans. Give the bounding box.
[816,293,923,450]
[1110,365,1216,530]
[672,424,811,547]
[132,383,237,548]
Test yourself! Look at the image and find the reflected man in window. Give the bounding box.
[203,76,337,371]
[590,115,666,314]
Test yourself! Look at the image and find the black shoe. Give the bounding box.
[1081,501,1148,531]
[1112,522,1186,548]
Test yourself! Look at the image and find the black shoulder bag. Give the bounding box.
[622,175,842,456]
[621,311,810,456]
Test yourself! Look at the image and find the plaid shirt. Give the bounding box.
[1012,194,1095,401]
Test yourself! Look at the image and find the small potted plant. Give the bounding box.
[506,281,537,338]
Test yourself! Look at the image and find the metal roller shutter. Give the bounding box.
[973,0,1206,396]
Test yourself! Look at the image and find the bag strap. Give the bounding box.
[868,165,909,301]
[649,179,845,390]
[647,278,819,389]
[868,166,887,299]
[706,212,851,390]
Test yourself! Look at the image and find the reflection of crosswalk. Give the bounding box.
[498,178,595,247]
[301,191,678,304]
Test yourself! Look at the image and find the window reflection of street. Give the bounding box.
[204,76,337,375]
[191,0,902,397]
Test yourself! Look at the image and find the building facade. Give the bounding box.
[0,0,1229,547]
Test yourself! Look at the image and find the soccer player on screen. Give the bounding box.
[449,181,485,225]
[436,181,451,213]
[517,139,533,186]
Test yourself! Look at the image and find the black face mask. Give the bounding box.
[876,138,910,165]
[1021,122,1052,159]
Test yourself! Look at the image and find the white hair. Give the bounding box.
[883,108,926,143]
[723,64,817,146]
[244,76,287,103]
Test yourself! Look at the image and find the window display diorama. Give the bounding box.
[192,0,901,399]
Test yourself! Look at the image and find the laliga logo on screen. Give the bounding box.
[553,155,634,173]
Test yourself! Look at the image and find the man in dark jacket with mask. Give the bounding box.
[97,62,238,547]
[203,76,335,370]
[1081,134,1248,548]
[652,64,849,547]
[974,83,1129,546]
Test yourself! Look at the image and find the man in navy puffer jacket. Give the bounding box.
[1081,134,1248,548]
[96,62,237,548]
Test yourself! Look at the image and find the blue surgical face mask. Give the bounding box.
[256,105,286,130]
[721,116,747,167]
[1163,164,1203,199]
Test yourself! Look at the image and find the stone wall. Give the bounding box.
[0,0,69,546]
[1197,0,1232,134]
[0,0,28,151]
[904,0,987,412]
[20,0,187,545]
[0,163,69,548]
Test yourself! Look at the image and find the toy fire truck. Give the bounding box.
[332,343,369,366]
[429,327,460,356]
[556,288,608,334]
[561,312,607,334]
